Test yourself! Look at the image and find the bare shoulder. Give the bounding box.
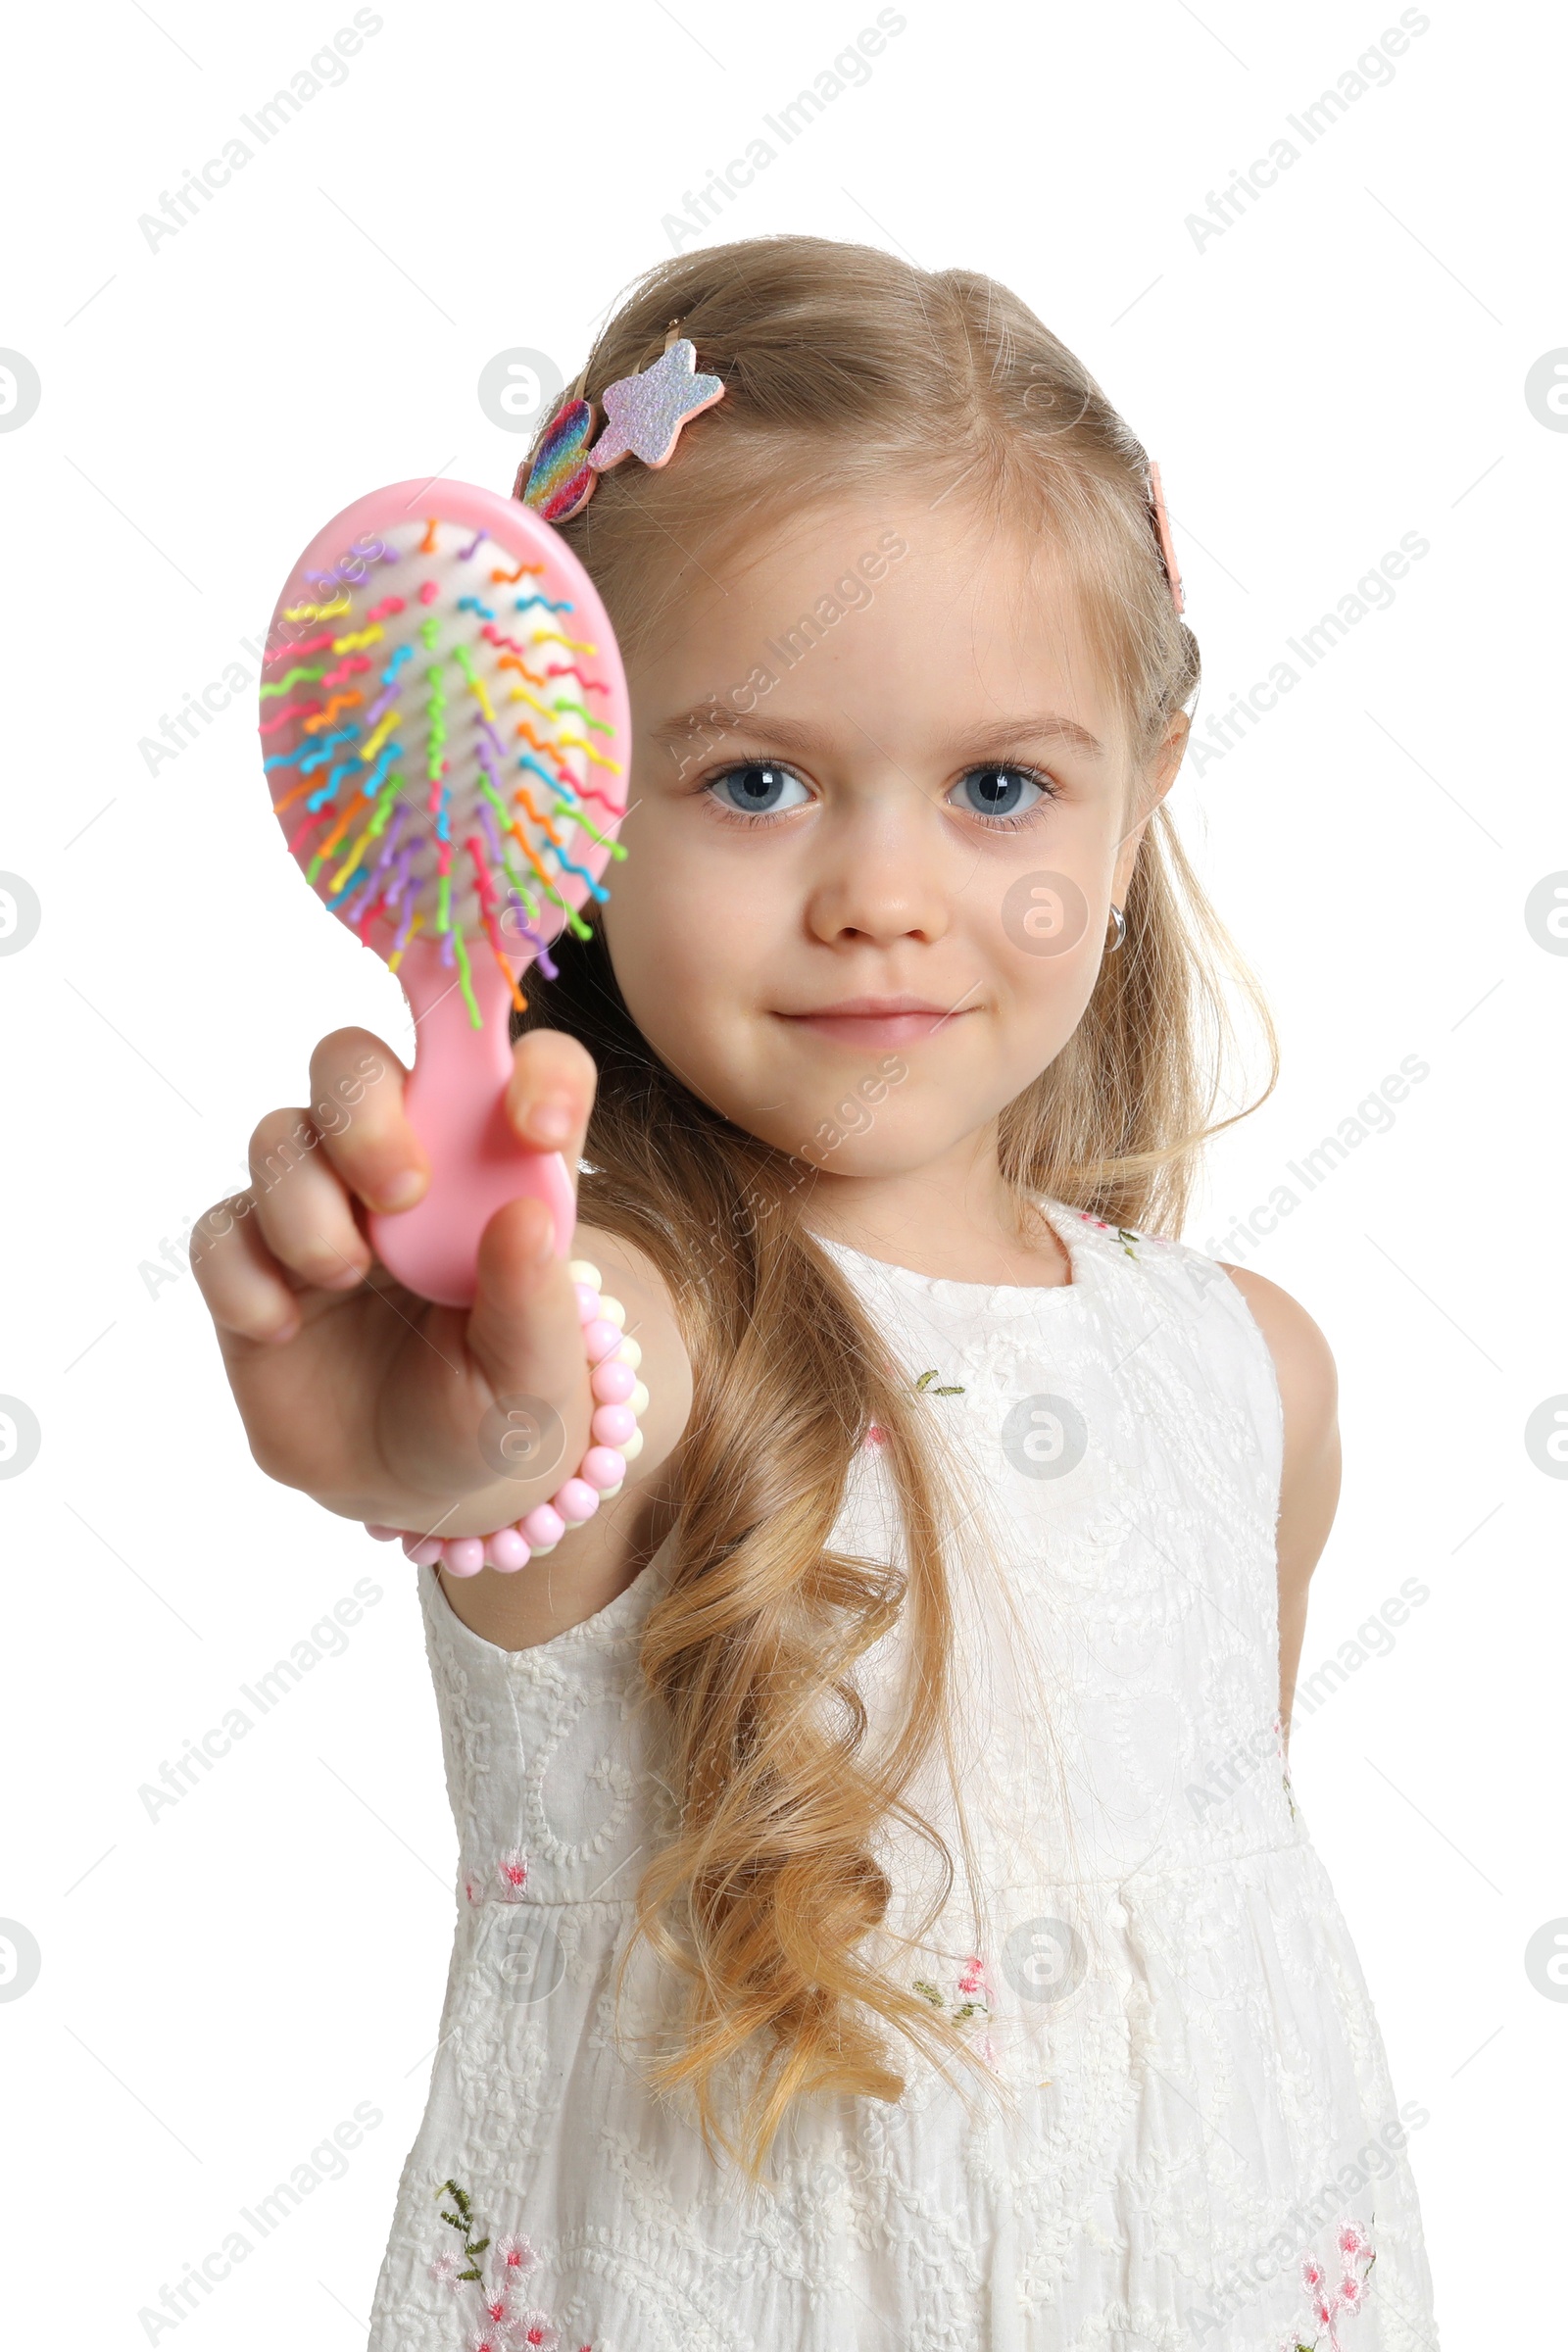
[1214,1261,1339,1439]
[1216,1263,1343,1724]
[1217,1262,1342,1646]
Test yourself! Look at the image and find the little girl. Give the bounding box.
[196,237,1440,2350]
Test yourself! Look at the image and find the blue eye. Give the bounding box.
[708,762,810,817]
[951,764,1049,820]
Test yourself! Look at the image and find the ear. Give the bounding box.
[1147,708,1191,800]
[1112,711,1190,899]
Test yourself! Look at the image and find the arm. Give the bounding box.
[193,1024,693,1659]
[1216,1264,1343,1741]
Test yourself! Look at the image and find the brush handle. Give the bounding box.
[367,938,574,1308]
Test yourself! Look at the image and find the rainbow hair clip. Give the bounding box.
[516,324,725,523]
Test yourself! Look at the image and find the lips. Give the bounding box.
[773,997,976,1048]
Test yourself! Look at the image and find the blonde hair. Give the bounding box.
[516,234,1277,2179]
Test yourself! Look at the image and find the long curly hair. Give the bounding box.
[514,234,1277,2180]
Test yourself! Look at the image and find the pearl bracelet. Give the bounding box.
[364,1259,648,1579]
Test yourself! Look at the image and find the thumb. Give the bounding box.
[463,1194,591,1489]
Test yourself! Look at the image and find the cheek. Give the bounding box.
[993,863,1102,960]
[1002,939,1102,1058]
[605,849,780,1064]
[971,848,1110,1003]
[955,901,1104,1092]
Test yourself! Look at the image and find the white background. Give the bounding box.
[1,1,1563,2343]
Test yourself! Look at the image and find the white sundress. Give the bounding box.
[367,1199,1440,2352]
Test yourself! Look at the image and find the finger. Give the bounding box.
[190,1194,301,1343]
[465,1193,591,1423]
[504,1028,597,1166]
[247,1108,372,1290]
[306,1027,427,1214]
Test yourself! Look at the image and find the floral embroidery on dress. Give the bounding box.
[912,1955,999,2066]
[862,1367,966,1448]
[430,2181,590,2350]
[465,1851,531,1906]
[1278,2220,1375,2351]
[1075,1210,1142,1259]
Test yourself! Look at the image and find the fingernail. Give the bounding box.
[528,1100,572,1145]
[379,1168,424,1210]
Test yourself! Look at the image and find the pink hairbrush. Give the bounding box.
[259,480,629,1307]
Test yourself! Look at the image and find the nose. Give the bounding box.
[802,785,952,949]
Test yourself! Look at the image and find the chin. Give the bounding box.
[778,1130,952,1184]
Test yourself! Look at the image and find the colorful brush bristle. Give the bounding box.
[259,479,632,1308]
[262,480,627,1025]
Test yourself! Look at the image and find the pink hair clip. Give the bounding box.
[517,320,726,524]
[588,332,725,473]
[1147,460,1185,616]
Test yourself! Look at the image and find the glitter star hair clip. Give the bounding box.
[515,319,726,524]
[1147,460,1185,616]
[517,325,1186,625]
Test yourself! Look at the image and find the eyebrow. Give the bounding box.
[651,707,1107,759]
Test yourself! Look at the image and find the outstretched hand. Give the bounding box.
[192,1023,604,1541]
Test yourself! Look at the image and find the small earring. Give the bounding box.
[1106,904,1127,952]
